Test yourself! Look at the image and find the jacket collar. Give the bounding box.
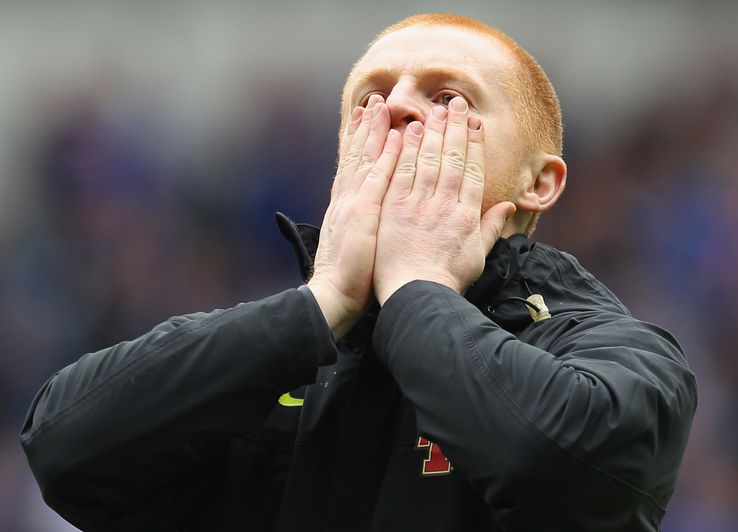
[276,212,538,330]
[464,233,532,307]
[276,212,320,281]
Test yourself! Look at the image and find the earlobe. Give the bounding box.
[515,154,567,213]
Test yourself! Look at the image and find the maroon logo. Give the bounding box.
[416,437,453,476]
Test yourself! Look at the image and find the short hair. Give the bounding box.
[342,13,563,156]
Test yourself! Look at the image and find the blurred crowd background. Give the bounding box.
[1,1,736,530]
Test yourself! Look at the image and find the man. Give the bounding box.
[21,13,696,532]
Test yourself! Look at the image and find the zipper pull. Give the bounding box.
[526,294,551,321]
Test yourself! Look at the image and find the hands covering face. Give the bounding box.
[307,95,515,338]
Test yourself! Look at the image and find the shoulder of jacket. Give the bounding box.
[522,243,632,318]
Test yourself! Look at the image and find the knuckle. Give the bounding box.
[412,201,433,218]
[442,148,466,170]
[341,151,360,169]
[438,201,457,218]
[417,151,442,169]
[461,209,479,227]
[365,168,383,181]
[358,163,373,174]
[467,133,485,145]
[403,135,422,149]
[358,154,376,172]
[394,160,417,177]
[463,161,485,184]
[427,125,445,138]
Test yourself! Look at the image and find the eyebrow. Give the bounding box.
[349,65,488,105]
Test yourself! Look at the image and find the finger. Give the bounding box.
[480,201,516,254]
[339,106,364,161]
[335,106,371,196]
[385,121,424,201]
[458,115,486,207]
[350,100,390,192]
[360,128,402,205]
[435,97,469,198]
[411,105,447,199]
[334,95,382,197]
[345,94,382,172]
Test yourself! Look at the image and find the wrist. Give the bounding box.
[306,278,362,340]
[376,272,461,306]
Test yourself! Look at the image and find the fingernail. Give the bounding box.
[449,97,468,113]
[408,121,423,135]
[351,107,363,123]
[432,106,447,120]
[468,116,482,130]
[368,94,382,108]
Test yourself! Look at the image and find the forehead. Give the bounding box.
[350,25,515,94]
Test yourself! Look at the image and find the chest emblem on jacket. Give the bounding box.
[416,437,453,476]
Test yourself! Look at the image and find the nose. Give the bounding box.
[385,80,429,132]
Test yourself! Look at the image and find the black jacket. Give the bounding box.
[21,214,697,532]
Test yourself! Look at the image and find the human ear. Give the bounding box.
[515,153,567,213]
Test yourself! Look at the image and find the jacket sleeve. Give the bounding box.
[20,286,336,531]
[372,281,697,531]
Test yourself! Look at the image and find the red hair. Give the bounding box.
[342,13,563,156]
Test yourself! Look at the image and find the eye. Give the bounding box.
[434,90,463,107]
[359,92,385,107]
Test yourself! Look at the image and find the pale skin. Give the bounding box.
[307,25,567,338]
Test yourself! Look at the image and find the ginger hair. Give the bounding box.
[341,13,563,157]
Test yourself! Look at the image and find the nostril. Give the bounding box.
[386,99,425,128]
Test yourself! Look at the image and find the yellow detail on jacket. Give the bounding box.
[278,392,304,407]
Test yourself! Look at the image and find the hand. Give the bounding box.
[308,95,401,338]
[373,97,516,305]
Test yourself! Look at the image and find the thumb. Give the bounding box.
[480,202,516,254]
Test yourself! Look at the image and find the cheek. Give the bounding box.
[480,134,523,210]
[481,174,519,212]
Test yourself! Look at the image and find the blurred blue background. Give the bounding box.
[1,1,736,530]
